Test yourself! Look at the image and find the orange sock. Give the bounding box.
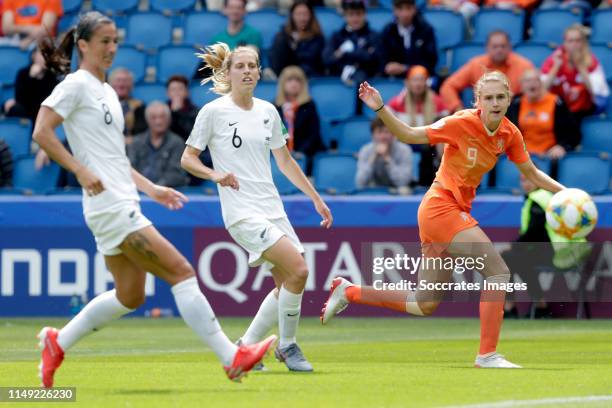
[479,290,506,355]
[345,285,408,313]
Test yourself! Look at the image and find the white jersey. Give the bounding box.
[42,69,139,215]
[186,95,288,228]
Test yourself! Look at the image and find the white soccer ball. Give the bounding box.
[545,188,598,239]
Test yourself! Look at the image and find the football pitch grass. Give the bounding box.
[1,317,611,408]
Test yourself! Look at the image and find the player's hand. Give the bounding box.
[358,81,383,112]
[75,165,105,196]
[34,149,50,170]
[547,144,566,159]
[151,185,188,210]
[314,198,333,229]
[212,171,239,190]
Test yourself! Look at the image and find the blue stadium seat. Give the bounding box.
[0,118,31,157]
[58,12,79,34]
[367,9,393,33]
[55,126,67,143]
[253,81,278,103]
[13,156,61,194]
[0,187,24,195]
[190,83,219,107]
[62,0,83,14]
[271,153,306,195]
[245,10,286,50]
[313,153,357,194]
[472,9,524,46]
[150,0,196,13]
[125,13,172,50]
[557,152,611,194]
[581,118,612,155]
[337,118,371,154]
[422,10,465,49]
[364,78,404,118]
[514,42,554,68]
[310,81,356,122]
[495,155,551,191]
[0,47,30,85]
[132,83,167,105]
[352,187,395,195]
[315,8,345,39]
[450,43,483,72]
[530,9,583,45]
[183,12,228,47]
[111,46,147,83]
[157,46,200,83]
[591,45,612,82]
[92,0,138,14]
[412,151,420,182]
[590,9,612,45]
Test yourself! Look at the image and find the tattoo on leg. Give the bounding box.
[126,232,159,262]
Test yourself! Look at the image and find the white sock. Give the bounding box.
[278,285,302,348]
[57,289,134,351]
[171,277,237,366]
[406,291,425,316]
[242,289,278,345]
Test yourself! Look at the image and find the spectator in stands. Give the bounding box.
[108,67,146,143]
[213,0,262,50]
[427,0,479,22]
[0,138,13,188]
[1,0,62,49]
[128,102,189,188]
[483,0,538,10]
[269,0,325,78]
[166,75,198,141]
[507,69,579,161]
[323,0,381,86]
[3,45,59,122]
[541,24,610,125]
[440,31,533,113]
[356,117,413,189]
[379,0,437,78]
[275,65,325,174]
[388,65,447,185]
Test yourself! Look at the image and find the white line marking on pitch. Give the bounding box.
[443,395,612,408]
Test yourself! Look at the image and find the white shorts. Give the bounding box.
[228,216,304,269]
[84,202,152,256]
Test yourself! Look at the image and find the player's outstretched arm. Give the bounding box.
[33,106,105,196]
[130,168,188,210]
[272,146,333,228]
[516,159,565,193]
[180,145,239,190]
[358,81,430,145]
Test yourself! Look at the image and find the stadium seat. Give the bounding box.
[0,118,32,157]
[92,0,138,14]
[58,12,79,34]
[495,156,551,191]
[352,187,395,195]
[132,83,167,105]
[125,13,172,50]
[591,45,612,82]
[110,46,147,83]
[312,153,357,194]
[183,12,228,48]
[157,46,200,83]
[514,42,554,68]
[150,0,196,13]
[13,156,60,194]
[580,118,612,155]
[310,81,356,122]
[364,78,404,118]
[557,152,611,195]
[530,9,583,45]
[0,187,24,195]
[336,118,371,154]
[422,10,465,49]
[315,8,345,39]
[0,47,30,86]
[472,9,524,46]
[245,10,286,50]
[462,87,474,108]
[190,83,219,107]
[590,9,612,45]
[271,153,306,195]
[253,81,278,103]
[412,151,420,182]
[367,9,393,33]
[62,0,83,14]
[55,126,67,143]
[450,43,483,72]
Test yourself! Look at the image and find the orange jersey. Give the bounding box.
[425,109,529,211]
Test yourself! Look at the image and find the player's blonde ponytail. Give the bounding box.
[473,71,512,107]
[196,43,260,95]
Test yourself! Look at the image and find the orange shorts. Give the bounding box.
[417,186,478,256]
